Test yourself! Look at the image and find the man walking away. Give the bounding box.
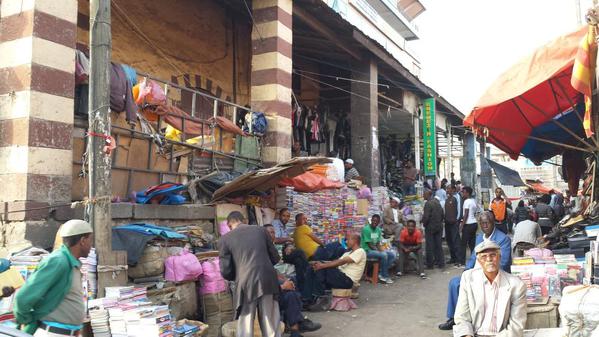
[14,220,94,335]
[422,190,445,269]
[397,219,426,279]
[219,211,281,337]
[361,215,397,284]
[490,187,511,234]
[458,186,478,268]
[444,184,460,265]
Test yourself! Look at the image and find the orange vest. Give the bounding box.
[491,199,507,222]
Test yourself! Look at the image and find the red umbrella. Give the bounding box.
[464,26,593,159]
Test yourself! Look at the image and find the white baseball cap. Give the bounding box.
[345,159,354,164]
[59,219,93,237]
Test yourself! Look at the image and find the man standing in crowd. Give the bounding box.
[453,240,527,337]
[458,186,478,268]
[438,211,512,331]
[264,225,322,337]
[302,233,366,310]
[14,220,94,335]
[535,194,555,235]
[397,219,426,279]
[383,197,404,241]
[403,161,419,195]
[361,214,397,284]
[490,187,511,234]
[344,159,360,182]
[272,208,294,245]
[219,211,281,337]
[444,184,460,265]
[512,218,544,257]
[422,190,445,270]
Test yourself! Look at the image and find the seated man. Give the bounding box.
[293,213,345,261]
[361,214,397,284]
[301,233,366,310]
[383,197,404,242]
[397,219,426,279]
[272,208,294,245]
[454,240,527,337]
[265,225,321,337]
[512,219,544,257]
[439,211,512,331]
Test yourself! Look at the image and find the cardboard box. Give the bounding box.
[357,199,369,215]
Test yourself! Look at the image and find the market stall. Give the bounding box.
[464,19,599,335]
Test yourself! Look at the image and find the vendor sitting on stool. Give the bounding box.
[361,214,398,284]
[293,213,345,262]
[301,233,366,311]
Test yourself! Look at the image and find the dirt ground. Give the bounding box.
[303,267,462,337]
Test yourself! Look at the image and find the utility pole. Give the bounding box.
[88,0,127,296]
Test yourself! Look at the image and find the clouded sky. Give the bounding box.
[412,0,591,114]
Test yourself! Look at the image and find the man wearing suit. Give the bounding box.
[453,240,527,337]
[439,211,512,331]
[219,211,281,337]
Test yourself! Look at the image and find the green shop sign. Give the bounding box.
[422,98,436,176]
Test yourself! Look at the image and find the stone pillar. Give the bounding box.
[0,0,77,252]
[351,58,380,187]
[251,0,293,167]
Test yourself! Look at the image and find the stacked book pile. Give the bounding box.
[512,256,535,265]
[125,305,173,337]
[80,248,98,301]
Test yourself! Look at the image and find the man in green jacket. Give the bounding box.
[14,219,93,336]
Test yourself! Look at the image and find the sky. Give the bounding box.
[412,0,592,114]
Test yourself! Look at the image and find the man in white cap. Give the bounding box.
[14,219,93,336]
[344,159,360,182]
[383,196,404,241]
[453,240,527,337]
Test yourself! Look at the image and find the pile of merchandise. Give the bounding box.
[285,186,369,243]
[89,286,176,337]
[368,187,390,218]
[511,253,584,301]
[81,248,98,305]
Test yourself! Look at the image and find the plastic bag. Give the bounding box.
[165,249,203,282]
[134,79,166,105]
[559,285,599,337]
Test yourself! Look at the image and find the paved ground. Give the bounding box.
[304,267,462,337]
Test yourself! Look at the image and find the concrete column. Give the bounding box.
[0,0,77,251]
[460,133,476,190]
[351,58,380,187]
[250,0,293,166]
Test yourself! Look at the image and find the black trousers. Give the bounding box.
[425,228,444,268]
[301,267,353,300]
[279,290,304,327]
[459,223,478,264]
[283,250,309,295]
[444,221,460,263]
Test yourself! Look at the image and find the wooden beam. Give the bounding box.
[294,5,362,61]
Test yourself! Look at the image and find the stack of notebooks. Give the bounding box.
[125,305,173,337]
[512,256,535,265]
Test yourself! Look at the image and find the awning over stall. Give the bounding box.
[486,159,526,187]
[211,157,332,201]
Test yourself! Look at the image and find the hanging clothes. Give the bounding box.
[110,63,138,124]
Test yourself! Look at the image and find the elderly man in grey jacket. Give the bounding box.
[453,240,527,337]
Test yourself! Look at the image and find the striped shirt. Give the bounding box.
[345,167,360,182]
[477,273,501,336]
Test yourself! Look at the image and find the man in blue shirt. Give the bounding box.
[272,208,293,244]
[438,211,512,331]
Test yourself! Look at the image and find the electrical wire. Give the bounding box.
[293,69,391,89]
[242,0,264,42]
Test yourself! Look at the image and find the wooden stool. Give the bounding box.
[330,288,358,311]
[363,258,380,286]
